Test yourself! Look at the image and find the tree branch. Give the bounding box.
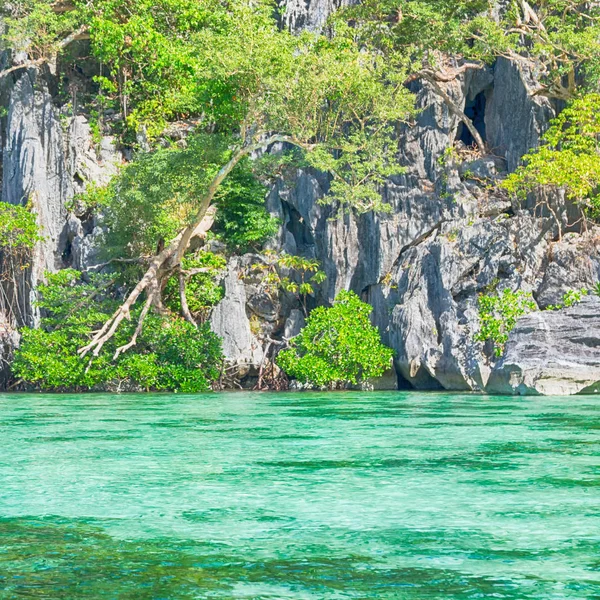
[113,289,154,360]
[421,73,487,152]
[178,271,196,326]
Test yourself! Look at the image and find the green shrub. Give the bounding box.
[277,290,393,389]
[546,288,588,310]
[475,289,537,357]
[12,270,223,392]
[0,202,43,254]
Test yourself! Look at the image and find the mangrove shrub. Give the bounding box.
[277,290,393,388]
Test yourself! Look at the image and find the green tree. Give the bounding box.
[93,134,278,259]
[338,0,600,151]
[277,290,393,388]
[0,201,43,324]
[66,0,415,359]
[0,0,86,79]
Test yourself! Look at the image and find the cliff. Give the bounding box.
[1,1,599,394]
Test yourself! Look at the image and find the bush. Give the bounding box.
[277,290,393,388]
[546,288,588,310]
[12,270,223,392]
[475,289,537,357]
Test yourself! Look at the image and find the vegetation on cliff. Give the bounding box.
[3,0,600,390]
[13,270,223,392]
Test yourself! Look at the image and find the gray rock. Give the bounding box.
[535,233,600,308]
[210,258,264,370]
[356,368,398,391]
[284,309,305,339]
[67,115,121,195]
[2,69,72,312]
[247,291,280,322]
[459,156,507,180]
[485,58,554,171]
[487,297,600,395]
[281,0,353,31]
[1,69,124,327]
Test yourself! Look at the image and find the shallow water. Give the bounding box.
[0,391,598,599]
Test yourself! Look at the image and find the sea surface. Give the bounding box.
[0,392,598,599]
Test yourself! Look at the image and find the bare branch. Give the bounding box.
[113,290,154,360]
[84,257,146,272]
[421,74,487,152]
[178,271,196,326]
[78,207,218,357]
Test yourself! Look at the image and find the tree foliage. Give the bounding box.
[503,94,600,218]
[0,202,42,256]
[0,0,83,61]
[13,270,223,392]
[277,290,393,388]
[94,135,278,259]
[340,0,600,99]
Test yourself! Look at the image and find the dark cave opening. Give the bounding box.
[285,205,315,254]
[457,90,487,147]
[396,368,414,390]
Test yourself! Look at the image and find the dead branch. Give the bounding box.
[85,257,146,272]
[405,63,484,84]
[178,271,196,326]
[113,289,154,360]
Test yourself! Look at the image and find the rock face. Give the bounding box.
[262,54,580,391]
[2,69,71,296]
[210,257,264,374]
[0,67,122,325]
[487,297,600,395]
[281,0,353,31]
[0,62,122,381]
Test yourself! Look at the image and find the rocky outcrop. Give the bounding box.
[0,66,123,325]
[1,0,597,394]
[487,297,600,395]
[2,69,72,293]
[210,257,264,375]
[261,55,572,392]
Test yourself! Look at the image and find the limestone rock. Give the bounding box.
[284,309,305,339]
[487,297,600,395]
[281,0,352,31]
[2,69,72,296]
[210,258,264,372]
[535,233,600,309]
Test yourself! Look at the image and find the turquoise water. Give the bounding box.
[0,392,598,599]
